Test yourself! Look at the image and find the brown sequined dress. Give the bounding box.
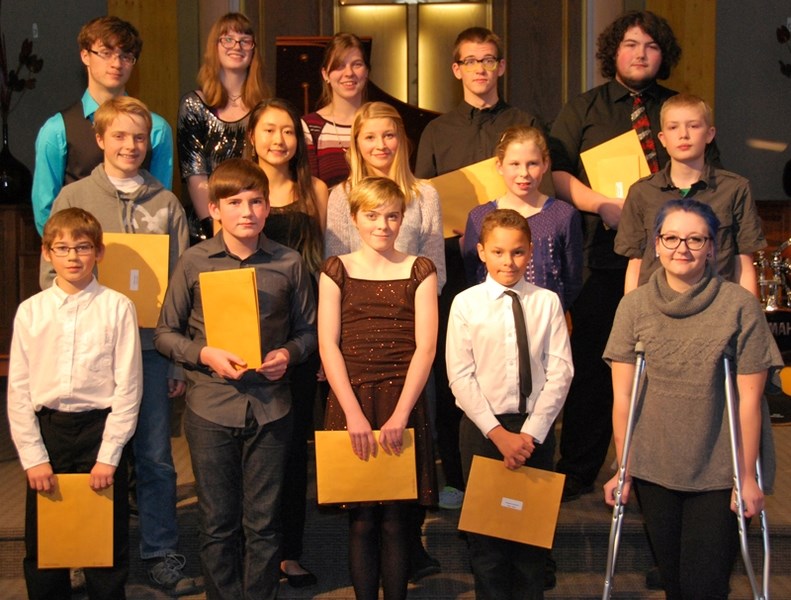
[322,255,438,506]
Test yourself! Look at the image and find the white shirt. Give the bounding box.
[7,277,142,470]
[446,276,573,443]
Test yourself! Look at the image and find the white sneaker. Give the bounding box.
[438,485,464,510]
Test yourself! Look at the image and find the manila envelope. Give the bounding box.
[37,474,114,568]
[315,429,417,504]
[99,233,169,328]
[580,129,651,199]
[199,267,262,370]
[458,455,565,549]
[430,157,506,238]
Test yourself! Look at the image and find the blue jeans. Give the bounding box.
[185,405,292,600]
[134,349,179,559]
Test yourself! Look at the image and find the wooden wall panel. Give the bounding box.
[107,0,180,189]
[646,0,717,111]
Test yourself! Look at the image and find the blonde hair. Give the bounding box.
[660,93,714,128]
[348,176,406,216]
[197,13,268,110]
[347,102,417,203]
[495,125,549,164]
[94,96,152,137]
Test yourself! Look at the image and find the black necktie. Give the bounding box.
[505,290,531,413]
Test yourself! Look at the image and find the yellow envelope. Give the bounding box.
[430,157,506,238]
[580,129,651,199]
[37,474,114,568]
[199,267,262,370]
[458,455,565,549]
[315,429,417,504]
[99,233,169,328]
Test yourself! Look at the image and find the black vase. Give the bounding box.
[784,158,791,198]
[0,120,32,204]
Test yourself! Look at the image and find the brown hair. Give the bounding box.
[347,102,417,202]
[208,158,269,205]
[596,11,681,81]
[94,96,152,137]
[42,207,103,250]
[495,125,550,164]
[452,27,503,61]
[348,176,406,216]
[197,13,268,110]
[78,16,142,58]
[479,208,532,246]
[317,32,369,109]
[660,93,714,128]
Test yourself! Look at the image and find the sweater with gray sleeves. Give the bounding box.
[604,266,781,492]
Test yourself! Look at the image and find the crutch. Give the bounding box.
[602,342,645,600]
[723,354,770,600]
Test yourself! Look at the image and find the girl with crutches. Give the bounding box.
[602,198,781,599]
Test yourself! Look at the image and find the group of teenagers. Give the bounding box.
[6,7,782,600]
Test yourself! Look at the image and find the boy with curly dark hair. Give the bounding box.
[548,10,720,505]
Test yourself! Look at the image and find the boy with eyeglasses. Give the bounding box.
[8,207,142,600]
[415,27,539,179]
[40,96,198,595]
[615,93,765,294]
[32,16,173,236]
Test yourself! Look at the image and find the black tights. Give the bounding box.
[349,504,409,600]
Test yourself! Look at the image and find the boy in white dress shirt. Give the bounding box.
[446,208,573,599]
[8,207,142,599]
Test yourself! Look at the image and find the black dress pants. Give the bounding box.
[24,407,130,600]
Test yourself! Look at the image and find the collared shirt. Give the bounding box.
[615,162,766,285]
[415,99,539,178]
[32,89,174,234]
[549,79,720,270]
[446,276,573,443]
[154,233,317,428]
[7,278,143,470]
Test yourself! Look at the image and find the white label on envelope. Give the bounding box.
[501,497,523,511]
[615,181,625,198]
[129,269,140,291]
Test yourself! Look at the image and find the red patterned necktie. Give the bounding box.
[631,94,660,173]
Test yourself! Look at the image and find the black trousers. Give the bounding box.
[459,414,555,600]
[280,351,320,561]
[634,479,739,600]
[24,408,130,600]
[557,268,625,486]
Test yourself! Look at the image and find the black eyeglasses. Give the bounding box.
[658,234,710,251]
[49,243,95,257]
[455,57,500,72]
[218,36,255,50]
[88,48,136,65]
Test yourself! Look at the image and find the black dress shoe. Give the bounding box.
[645,566,663,590]
[280,568,318,588]
[409,551,441,583]
[561,477,594,502]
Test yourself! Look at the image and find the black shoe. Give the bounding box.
[409,550,441,583]
[280,567,317,588]
[645,566,663,590]
[561,477,594,502]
